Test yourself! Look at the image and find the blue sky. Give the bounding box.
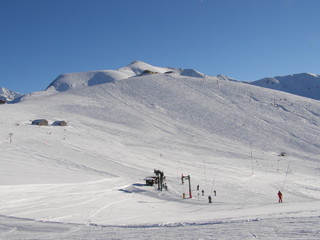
[1,0,320,94]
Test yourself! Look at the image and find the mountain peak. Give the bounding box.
[129,60,147,65]
[119,60,163,75]
[0,87,23,102]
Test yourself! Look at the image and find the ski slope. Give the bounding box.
[1,65,320,239]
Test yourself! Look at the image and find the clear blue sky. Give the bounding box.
[1,0,320,94]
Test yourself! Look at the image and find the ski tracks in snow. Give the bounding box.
[85,194,133,226]
[1,215,320,240]
[0,226,17,239]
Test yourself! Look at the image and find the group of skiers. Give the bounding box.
[195,184,283,204]
[180,178,284,203]
[196,184,216,203]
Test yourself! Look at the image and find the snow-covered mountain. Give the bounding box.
[250,73,320,100]
[46,60,234,92]
[0,87,22,102]
[1,63,320,238]
[46,61,320,102]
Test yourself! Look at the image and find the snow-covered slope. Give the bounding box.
[117,60,174,75]
[0,87,22,102]
[45,61,234,92]
[1,69,320,238]
[46,69,132,92]
[47,61,320,103]
[250,73,320,101]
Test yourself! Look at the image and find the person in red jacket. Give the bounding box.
[278,191,283,203]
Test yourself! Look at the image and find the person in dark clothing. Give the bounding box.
[208,195,212,203]
[278,191,283,203]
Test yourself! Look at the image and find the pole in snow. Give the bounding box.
[250,144,254,174]
[188,175,192,198]
[9,133,13,143]
[281,161,291,191]
[181,175,192,198]
[203,160,207,183]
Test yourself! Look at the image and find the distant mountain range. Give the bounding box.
[0,87,22,102]
[45,60,233,92]
[248,73,320,101]
[1,61,320,101]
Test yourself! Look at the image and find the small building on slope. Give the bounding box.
[32,119,49,126]
[53,120,68,126]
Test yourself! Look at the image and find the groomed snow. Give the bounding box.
[1,68,320,239]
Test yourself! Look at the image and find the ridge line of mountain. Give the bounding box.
[1,61,320,102]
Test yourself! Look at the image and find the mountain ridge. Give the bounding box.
[249,73,320,100]
[2,61,320,101]
[45,60,235,92]
[45,61,320,101]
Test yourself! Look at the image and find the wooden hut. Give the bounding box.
[144,176,157,186]
[141,70,159,75]
[53,120,68,126]
[32,119,49,126]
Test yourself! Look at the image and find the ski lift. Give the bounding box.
[181,174,192,198]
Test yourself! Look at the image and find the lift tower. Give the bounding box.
[181,174,192,198]
[154,169,164,191]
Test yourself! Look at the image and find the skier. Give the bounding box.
[278,190,283,203]
[208,195,212,203]
[197,185,199,191]
[202,189,204,196]
[213,190,216,196]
